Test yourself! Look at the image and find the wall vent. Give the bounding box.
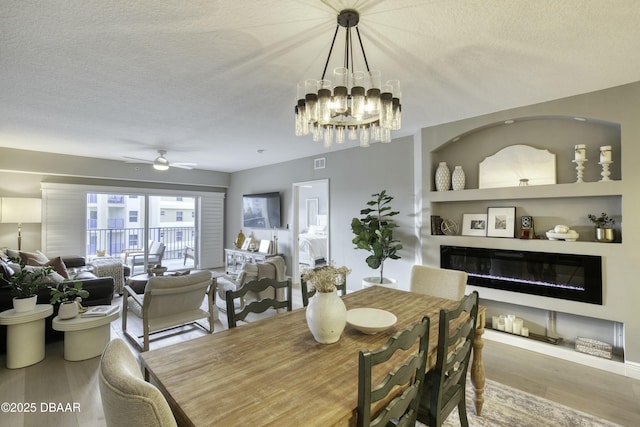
[314,158,326,169]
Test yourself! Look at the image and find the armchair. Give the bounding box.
[127,241,165,274]
[122,271,216,351]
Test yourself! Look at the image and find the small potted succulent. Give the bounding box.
[50,281,90,319]
[1,257,52,312]
[587,212,615,243]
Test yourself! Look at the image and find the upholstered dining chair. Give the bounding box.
[122,270,216,351]
[300,266,347,307]
[417,291,479,427]
[225,277,292,328]
[357,316,430,427]
[410,264,468,300]
[99,338,177,427]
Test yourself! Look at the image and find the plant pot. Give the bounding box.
[13,295,37,313]
[305,289,347,344]
[595,228,614,243]
[361,277,398,289]
[58,301,79,320]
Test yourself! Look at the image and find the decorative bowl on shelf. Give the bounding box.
[546,230,579,241]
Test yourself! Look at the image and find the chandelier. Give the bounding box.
[294,9,401,148]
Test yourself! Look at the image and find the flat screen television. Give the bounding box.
[242,192,281,229]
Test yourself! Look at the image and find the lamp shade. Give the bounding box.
[1,198,42,224]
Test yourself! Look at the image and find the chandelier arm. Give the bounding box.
[321,24,341,80]
[355,26,371,72]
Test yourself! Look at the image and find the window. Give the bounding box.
[176,197,183,201]
[177,211,183,222]
[129,210,138,222]
[129,234,139,248]
[177,231,183,242]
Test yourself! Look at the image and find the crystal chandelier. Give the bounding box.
[295,9,401,148]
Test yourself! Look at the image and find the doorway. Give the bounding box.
[292,179,329,285]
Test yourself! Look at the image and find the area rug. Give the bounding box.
[416,378,622,427]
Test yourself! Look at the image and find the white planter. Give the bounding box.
[13,295,38,313]
[305,289,347,344]
[361,277,398,289]
[58,301,79,320]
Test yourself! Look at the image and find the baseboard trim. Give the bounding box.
[625,361,640,380]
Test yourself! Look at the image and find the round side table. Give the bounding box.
[52,308,120,361]
[0,304,54,369]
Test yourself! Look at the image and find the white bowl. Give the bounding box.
[546,230,579,241]
[346,308,397,334]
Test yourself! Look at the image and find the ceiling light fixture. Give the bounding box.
[295,9,401,148]
[153,150,170,171]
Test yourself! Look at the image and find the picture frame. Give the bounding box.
[258,239,272,254]
[241,238,252,250]
[462,214,488,237]
[487,207,516,238]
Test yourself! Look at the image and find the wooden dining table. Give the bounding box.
[140,285,486,427]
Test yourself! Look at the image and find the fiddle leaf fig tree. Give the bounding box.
[351,190,402,284]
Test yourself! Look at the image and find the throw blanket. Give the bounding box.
[264,256,286,281]
[91,257,124,293]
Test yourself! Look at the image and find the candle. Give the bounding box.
[513,318,523,335]
[574,144,586,161]
[504,315,514,333]
[521,327,529,337]
[492,316,499,329]
[600,146,612,162]
[497,318,505,331]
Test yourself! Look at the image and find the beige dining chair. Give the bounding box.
[417,291,479,427]
[225,277,292,328]
[410,264,468,300]
[99,338,177,427]
[357,316,430,427]
[122,270,216,351]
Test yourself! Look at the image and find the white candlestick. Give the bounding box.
[600,146,612,162]
[504,316,514,333]
[513,318,523,335]
[521,327,529,337]
[575,144,586,161]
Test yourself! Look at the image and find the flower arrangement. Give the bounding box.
[587,212,615,228]
[302,264,351,293]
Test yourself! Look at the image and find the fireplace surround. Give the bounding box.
[440,246,603,305]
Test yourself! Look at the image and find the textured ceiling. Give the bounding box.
[2,0,639,173]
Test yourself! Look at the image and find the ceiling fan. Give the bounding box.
[123,150,197,170]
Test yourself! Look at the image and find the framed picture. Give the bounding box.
[240,238,252,250]
[462,214,488,237]
[487,207,516,238]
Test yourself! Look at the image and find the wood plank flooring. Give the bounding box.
[1,287,639,427]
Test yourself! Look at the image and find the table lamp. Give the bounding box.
[0,197,42,250]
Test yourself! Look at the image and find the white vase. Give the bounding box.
[452,165,465,191]
[305,289,347,344]
[13,295,37,313]
[435,162,451,191]
[58,301,79,319]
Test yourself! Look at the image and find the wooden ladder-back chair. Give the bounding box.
[417,291,479,427]
[357,316,430,427]
[225,277,292,328]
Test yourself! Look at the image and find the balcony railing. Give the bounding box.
[86,226,195,261]
[107,195,125,204]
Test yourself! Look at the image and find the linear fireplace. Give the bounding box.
[440,246,602,305]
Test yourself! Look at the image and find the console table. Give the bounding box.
[224,248,281,276]
[0,304,53,369]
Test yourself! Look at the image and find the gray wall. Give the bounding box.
[227,136,417,289]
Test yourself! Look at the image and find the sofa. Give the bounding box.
[0,249,115,354]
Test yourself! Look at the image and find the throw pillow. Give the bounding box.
[19,250,49,265]
[0,259,15,287]
[5,248,20,259]
[27,256,70,279]
[23,265,65,284]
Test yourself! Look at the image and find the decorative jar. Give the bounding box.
[451,165,465,191]
[58,300,79,319]
[435,162,451,191]
[305,289,347,344]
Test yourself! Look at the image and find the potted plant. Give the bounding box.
[302,264,351,344]
[587,212,615,243]
[1,257,53,312]
[351,190,402,286]
[50,281,89,319]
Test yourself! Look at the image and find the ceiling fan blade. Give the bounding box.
[123,156,153,164]
[172,163,196,170]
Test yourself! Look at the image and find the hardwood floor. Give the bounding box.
[1,288,639,427]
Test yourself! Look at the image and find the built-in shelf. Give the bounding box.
[429,180,622,202]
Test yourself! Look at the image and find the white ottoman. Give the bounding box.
[52,308,120,361]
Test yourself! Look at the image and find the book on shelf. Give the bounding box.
[81,305,119,317]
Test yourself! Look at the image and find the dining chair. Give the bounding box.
[301,266,347,307]
[417,291,479,427]
[357,316,430,427]
[225,277,292,328]
[122,270,216,351]
[410,264,468,300]
[99,338,177,427]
